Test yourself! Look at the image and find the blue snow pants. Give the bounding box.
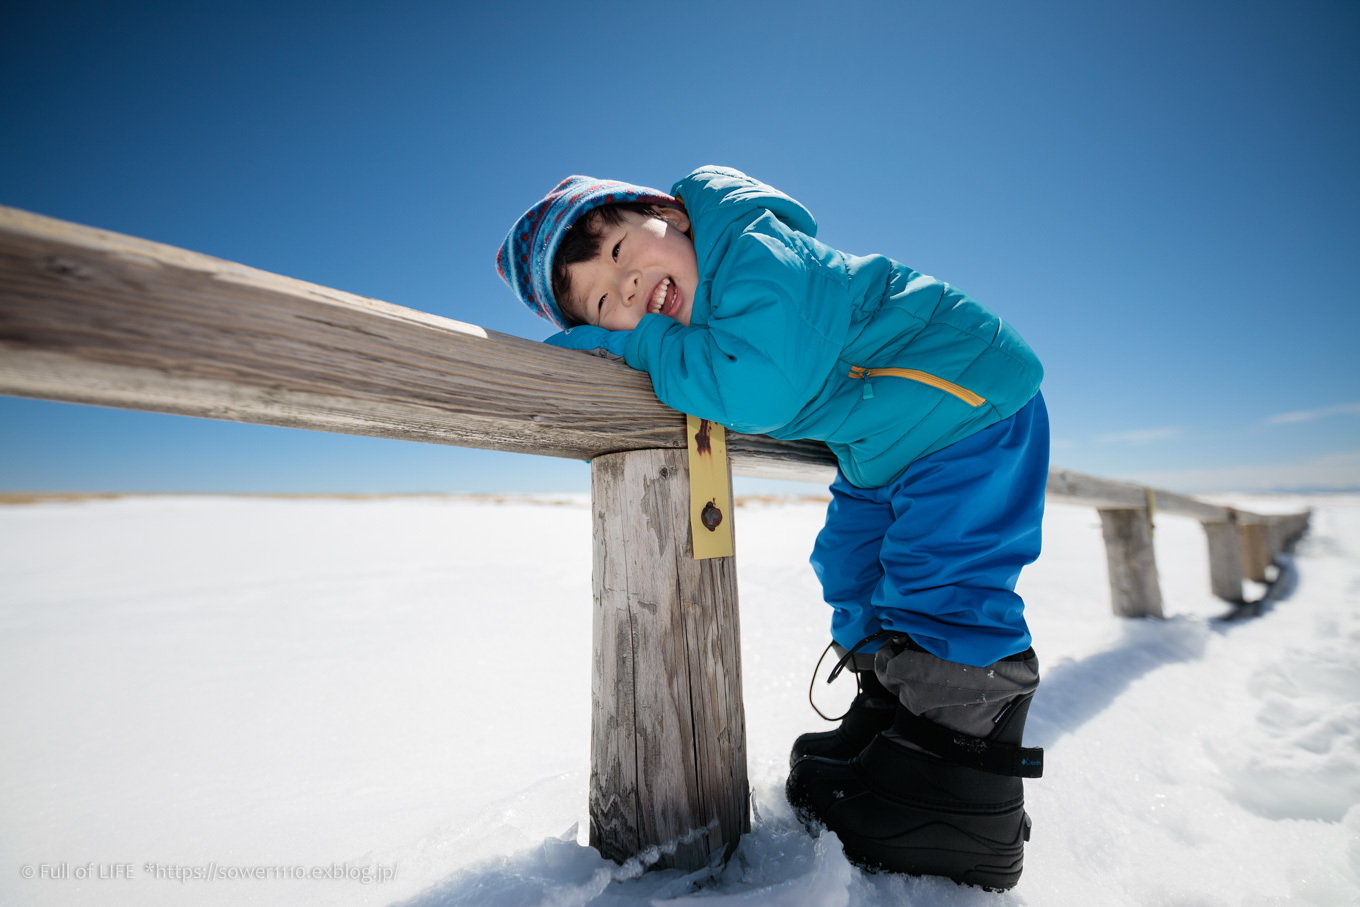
[810,393,1049,668]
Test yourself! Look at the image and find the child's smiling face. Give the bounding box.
[562,208,698,331]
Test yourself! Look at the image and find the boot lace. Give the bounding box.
[808,629,898,722]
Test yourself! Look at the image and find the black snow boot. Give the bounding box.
[789,661,896,768]
[794,641,897,772]
[786,635,1043,891]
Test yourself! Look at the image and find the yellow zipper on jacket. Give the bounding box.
[847,366,986,408]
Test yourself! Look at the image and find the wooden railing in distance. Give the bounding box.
[1045,469,1309,616]
[0,205,1310,868]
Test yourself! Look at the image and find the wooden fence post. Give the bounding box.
[1278,512,1311,551]
[589,448,749,871]
[1238,522,1271,583]
[1203,512,1244,603]
[1266,519,1287,565]
[1097,508,1164,618]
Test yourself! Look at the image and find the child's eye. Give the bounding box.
[612,241,622,261]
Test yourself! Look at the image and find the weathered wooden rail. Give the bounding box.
[0,206,1309,869]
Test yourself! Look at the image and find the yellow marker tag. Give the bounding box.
[686,414,734,560]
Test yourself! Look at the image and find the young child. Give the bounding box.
[497,166,1048,890]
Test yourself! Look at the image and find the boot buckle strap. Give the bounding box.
[893,707,1045,779]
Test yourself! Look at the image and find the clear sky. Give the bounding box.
[2,0,1357,494]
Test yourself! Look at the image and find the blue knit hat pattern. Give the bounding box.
[497,175,679,329]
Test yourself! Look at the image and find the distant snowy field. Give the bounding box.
[2,493,1358,906]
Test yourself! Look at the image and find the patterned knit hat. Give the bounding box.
[496,175,680,329]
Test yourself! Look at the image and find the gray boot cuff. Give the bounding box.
[875,638,1040,739]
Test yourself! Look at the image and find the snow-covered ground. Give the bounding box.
[1,493,1357,906]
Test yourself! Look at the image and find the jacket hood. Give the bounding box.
[671,166,817,269]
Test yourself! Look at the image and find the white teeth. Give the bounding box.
[650,277,671,313]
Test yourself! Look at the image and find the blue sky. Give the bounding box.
[2,0,1357,494]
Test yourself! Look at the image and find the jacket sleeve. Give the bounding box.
[623,223,846,433]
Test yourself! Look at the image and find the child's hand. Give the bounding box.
[544,326,631,359]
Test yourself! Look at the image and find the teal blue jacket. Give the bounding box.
[623,166,1043,489]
